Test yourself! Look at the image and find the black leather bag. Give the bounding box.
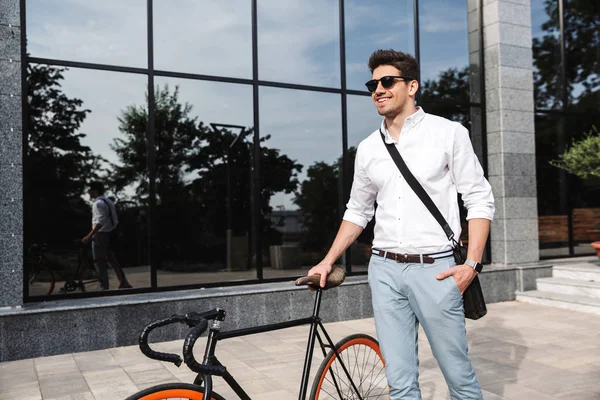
[451,240,487,320]
[380,131,487,320]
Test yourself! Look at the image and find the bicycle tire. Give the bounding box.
[125,383,225,400]
[310,333,387,400]
[27,262,55,296]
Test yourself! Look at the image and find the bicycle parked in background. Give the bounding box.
[126,267,387,400]
[27,240,130,296]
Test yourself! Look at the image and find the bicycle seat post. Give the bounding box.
[311,288,323,319]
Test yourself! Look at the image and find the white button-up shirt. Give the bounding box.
[92,195,119,233]
[343,107,494,254]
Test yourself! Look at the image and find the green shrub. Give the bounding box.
[550,126,600,180]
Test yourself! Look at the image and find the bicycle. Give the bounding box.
[27,241,131,296]
[126,267,387,399]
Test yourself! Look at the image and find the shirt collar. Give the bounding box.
[379,107,426,143]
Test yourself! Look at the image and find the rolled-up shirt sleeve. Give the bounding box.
[343,143,378,228]
[92,200,110,227]
[450,124,495,221]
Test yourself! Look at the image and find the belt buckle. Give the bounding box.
[394,253,409,263]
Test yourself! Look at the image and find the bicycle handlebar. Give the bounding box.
[138,311,227,376]
[183,321,227,376]
[138,315,187,367]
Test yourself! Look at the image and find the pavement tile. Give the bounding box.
[0,382,42,400]
[555,388,600,399]
[35,355,79,377]
[126,365,177,387]
[45,394,95,400]
[82,368,137,397]
[73,351,120,373]
[38,373,89,399]
[483,381,560,400]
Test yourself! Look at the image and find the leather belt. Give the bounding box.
[373,249,435,264]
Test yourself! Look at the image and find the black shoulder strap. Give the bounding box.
[98,197,116,227]
[379,129,456,242]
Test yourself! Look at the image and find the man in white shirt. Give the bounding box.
[82,181,131,290]
[308,49,494,399]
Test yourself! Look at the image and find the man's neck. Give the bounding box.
[384,105,419,141]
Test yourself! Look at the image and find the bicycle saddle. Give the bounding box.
[295,267,346,289]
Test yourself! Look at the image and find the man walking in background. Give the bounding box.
[308,49,494,399]
[83,181,132,290]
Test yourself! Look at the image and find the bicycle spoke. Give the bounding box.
[315,337,387,400]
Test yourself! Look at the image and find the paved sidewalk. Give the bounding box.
[1,301,600,399]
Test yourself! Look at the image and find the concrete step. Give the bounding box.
[537,277,600,298]
[516,290,600,315]
[552,263,600,282]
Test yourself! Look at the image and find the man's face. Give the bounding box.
[87,187,97,199]
[371,65,415,117]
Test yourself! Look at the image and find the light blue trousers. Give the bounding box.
[368,253,482,399]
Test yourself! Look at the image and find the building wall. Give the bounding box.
[0,0,24,308]
[483,0,540,264]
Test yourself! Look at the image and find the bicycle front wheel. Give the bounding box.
[125,383,225,400]
[310,333,387,400]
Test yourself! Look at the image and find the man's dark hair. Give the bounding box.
[368,49,419,81]
[88,181,105,194]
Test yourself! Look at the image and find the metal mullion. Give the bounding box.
[27,57,148,75]
[418,98,482,107]
[558,0,574,256]
[147,0,158,289]
[153,69,252,86]
[413,0,421,103]
[252,0,262,280]
[346,89,371,97]
[257,79,341,94]
[339,0,351,274]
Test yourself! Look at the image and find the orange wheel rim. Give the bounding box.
[139,388,206,399]
[314,337,385,400]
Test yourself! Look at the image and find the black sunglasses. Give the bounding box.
[365,75,412,93]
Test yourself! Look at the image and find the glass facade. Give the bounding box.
[22,0,484,300]
[531,0,600,258]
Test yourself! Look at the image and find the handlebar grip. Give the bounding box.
[139,315,185,367]
[183,320,227,376]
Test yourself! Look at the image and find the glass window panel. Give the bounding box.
[346,95,383,271]
[153,1,252,78]
[25,65,149,297]
[259,88,342,278]
[152,78,255,287]
[531,0,562,110]
[258,0,340,88]
[344,0,415,91]
[347,95,381,149]
[565,113,600,256]
[26,0,147,68]
[535,111,570,258]
[418,0,469,99]
[565,0,599,114]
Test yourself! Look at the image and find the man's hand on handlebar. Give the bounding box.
[307,262,333,289]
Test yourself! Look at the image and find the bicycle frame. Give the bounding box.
[194,289,364,400]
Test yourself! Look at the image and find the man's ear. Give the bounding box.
[409,80,419,96]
